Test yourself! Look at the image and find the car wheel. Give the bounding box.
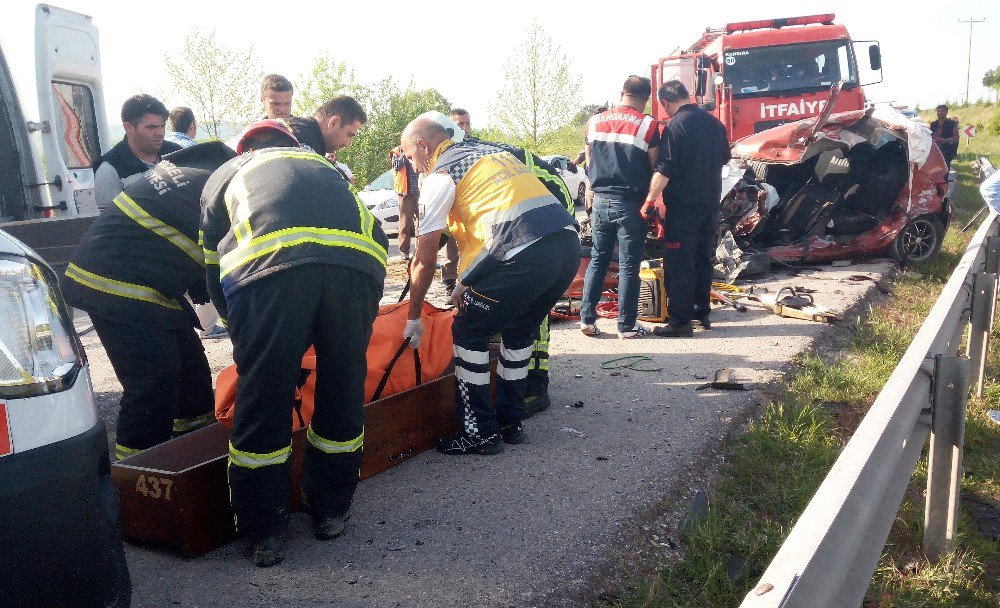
[891,214,944,263]
[576,183,586,205]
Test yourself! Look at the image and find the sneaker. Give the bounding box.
[580,322,600,336]
[618,323,649,339]
[653,323,694,338]
[695,317,712,330]
[523,394,552,418]
[200,325,228,340]
[499,423,526,444]
[313,512,350,541]
[251,536,285,567]
[436,432,504,455]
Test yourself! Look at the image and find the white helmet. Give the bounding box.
[418,111,465,142]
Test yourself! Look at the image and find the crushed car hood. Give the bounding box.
[732,107,939,173]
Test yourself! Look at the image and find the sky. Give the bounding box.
[1,0,998,131]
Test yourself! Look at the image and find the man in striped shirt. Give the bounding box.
[580,76,661,338]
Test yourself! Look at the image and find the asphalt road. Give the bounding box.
[81,256,893,607]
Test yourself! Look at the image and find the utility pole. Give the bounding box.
[959,17,985,104]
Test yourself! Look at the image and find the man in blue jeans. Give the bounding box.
[580,76,661,338]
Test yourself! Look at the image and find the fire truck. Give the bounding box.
[650,13,883,141]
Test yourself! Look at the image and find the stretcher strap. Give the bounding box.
[372,339,422,401]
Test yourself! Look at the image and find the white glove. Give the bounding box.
[403,318,424,349]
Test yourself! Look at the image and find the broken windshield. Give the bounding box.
[723,40,858,98]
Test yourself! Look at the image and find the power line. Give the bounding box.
[959,17,986,104]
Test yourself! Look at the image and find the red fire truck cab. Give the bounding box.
[651,14,883,141]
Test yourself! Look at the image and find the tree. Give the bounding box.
[571,103,609,126]
[491,21,581,147]
[984,67,1000,102]
[293,52,355,116]
[164,30,261,139]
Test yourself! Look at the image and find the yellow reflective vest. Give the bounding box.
[428,140,575,285]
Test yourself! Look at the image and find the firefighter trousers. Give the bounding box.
[226,264,380,542]
[90,315,214,461]
[663,203,719,327]
[452,230,579,438]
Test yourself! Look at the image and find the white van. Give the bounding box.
[0,5,129,607]
[1,3,109,268]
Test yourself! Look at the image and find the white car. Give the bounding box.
[357,170,400,235]
[541,155,590,206]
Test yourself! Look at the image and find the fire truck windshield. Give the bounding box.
[723,40,857,98]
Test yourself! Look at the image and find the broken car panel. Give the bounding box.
[724,106,949,263]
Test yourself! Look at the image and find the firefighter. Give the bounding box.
[201,115,388,567]
[400,116,580,455]
[62,142,236,461]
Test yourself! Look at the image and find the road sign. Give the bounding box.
[964,125,977,138]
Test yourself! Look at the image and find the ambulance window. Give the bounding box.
[50,81,100,170]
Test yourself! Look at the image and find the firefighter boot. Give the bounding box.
[251,535,285,568]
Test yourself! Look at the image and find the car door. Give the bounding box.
[34,4,109,218]
[0,42,43,222]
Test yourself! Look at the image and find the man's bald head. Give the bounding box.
[403,117,449,148]
[401,117,451,173]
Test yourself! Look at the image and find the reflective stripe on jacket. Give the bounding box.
[200,147,388,317]
[62,143,233,328]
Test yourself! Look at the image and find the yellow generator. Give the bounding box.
[637,265,668,322]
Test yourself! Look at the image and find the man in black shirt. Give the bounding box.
[930,104,959,169]
[644,80,731,337]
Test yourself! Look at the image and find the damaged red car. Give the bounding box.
[721,102,951,263]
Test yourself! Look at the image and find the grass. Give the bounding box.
[605,104,1000,608]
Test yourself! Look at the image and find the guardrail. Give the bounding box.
[739,178,999,607]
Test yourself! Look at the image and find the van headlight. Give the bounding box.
[0,255,82,398]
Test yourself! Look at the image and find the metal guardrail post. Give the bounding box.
[967,273,997,398]
[985,236,1000,276]
[923,355,971,560]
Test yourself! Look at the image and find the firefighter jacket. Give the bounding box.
[63,142,236,328]
[428,139,575,286]
[200,147,389,321]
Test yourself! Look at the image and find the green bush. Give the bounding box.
[987,110,1000,136]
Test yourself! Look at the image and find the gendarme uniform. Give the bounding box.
[201,146,387,543]
[63,142,235,460]
[418,138,580,453]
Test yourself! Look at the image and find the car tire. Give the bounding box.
[891,214,944,263]
[576,183,586,205]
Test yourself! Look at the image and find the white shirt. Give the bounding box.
[981,170,1000,214]
[416,172,456,236]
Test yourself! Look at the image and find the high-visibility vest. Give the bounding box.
[428,140,575,285]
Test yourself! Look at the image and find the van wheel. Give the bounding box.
[576,183,586,205]
[891,214,944,263]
